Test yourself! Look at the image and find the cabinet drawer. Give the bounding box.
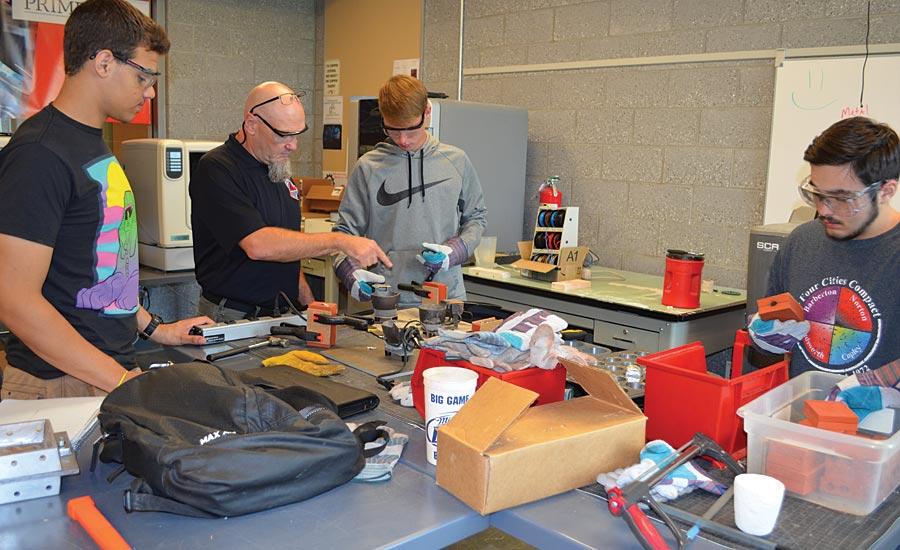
[593,320,660,352]
[301,257,326,277]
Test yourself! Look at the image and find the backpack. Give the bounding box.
[94,363,365,518]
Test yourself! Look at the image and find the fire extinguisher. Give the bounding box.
[539,176,562,207]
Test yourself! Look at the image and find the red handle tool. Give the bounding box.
[67,495,131,550]
[608,486,674,550]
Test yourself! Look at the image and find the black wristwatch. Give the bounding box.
[139,313,163,340]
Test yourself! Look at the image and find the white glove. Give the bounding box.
[389,382,414,407]
[747,312,810,354]
[416,242,453,272]
[348,269,385,302]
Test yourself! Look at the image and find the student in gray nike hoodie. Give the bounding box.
[332,75,487,309]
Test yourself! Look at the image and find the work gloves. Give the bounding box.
[416,238,468,274]
[596,440,726,502]
[335,258,384,302]
[829,385,900,421]
[747,312,810,354]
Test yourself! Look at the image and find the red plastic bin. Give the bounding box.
[411,347,567,420]
[637,330,789,458]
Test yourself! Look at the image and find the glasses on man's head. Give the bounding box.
[381,112,426,136]
[798,175,883,217]
[248,91,306,114]
[253,112,309,139]
[111,54,160,90]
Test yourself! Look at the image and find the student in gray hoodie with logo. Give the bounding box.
[333,75,487,309]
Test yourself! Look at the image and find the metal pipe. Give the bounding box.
[457,0,465,99]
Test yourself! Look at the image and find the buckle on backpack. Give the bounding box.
[123,489,134,513]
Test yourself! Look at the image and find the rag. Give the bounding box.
[596,440,726,502]
[262,350,345,376]
[347,423,409,483]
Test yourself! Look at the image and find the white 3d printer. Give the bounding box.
[120,138,222,271]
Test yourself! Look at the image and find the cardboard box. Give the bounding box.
[435,358,646,515]
[298,177,345,219]
[511,242,589,282]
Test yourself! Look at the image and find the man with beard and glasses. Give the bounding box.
[749,117,900,379]
[190,81,390,322]
[332,75,487,309]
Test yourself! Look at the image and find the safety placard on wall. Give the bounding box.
[393,58,419,78]
[324,59,340,97]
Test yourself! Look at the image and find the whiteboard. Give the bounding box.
[763,54,900,224]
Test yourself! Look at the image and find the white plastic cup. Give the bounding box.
[734,473,785,536]
[474,236,498,267]
[423,367,478,465]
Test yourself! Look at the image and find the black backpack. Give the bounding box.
[94,363,365,518]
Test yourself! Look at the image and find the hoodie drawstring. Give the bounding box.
[419,149,425,203]
[405,150,427,208]
[406,151,413,208]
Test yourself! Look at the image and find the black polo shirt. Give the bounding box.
[190,135,301,308]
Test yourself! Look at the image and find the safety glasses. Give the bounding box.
[382,112,426,136]
[798,176,883,217]
[249,91,308,138]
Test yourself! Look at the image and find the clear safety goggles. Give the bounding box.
[797,176,882,217]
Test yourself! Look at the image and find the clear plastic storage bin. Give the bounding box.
[737,371,900,516]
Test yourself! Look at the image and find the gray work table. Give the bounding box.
[463,266,747,354]
[10,329,898,550]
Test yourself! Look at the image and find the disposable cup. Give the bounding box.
[734,473,785,536]
[474,236,497,267]
[423,367,478,465]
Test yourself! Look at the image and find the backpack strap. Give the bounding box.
[123,479,218,519]
[353,421,390,458]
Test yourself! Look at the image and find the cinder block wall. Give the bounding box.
[163,0,321,178]
[422,0,900,288]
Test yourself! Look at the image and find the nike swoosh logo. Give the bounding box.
[377,178,451,206]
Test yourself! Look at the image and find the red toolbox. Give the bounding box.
[638,330,789,458]
[411,347,567,420]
